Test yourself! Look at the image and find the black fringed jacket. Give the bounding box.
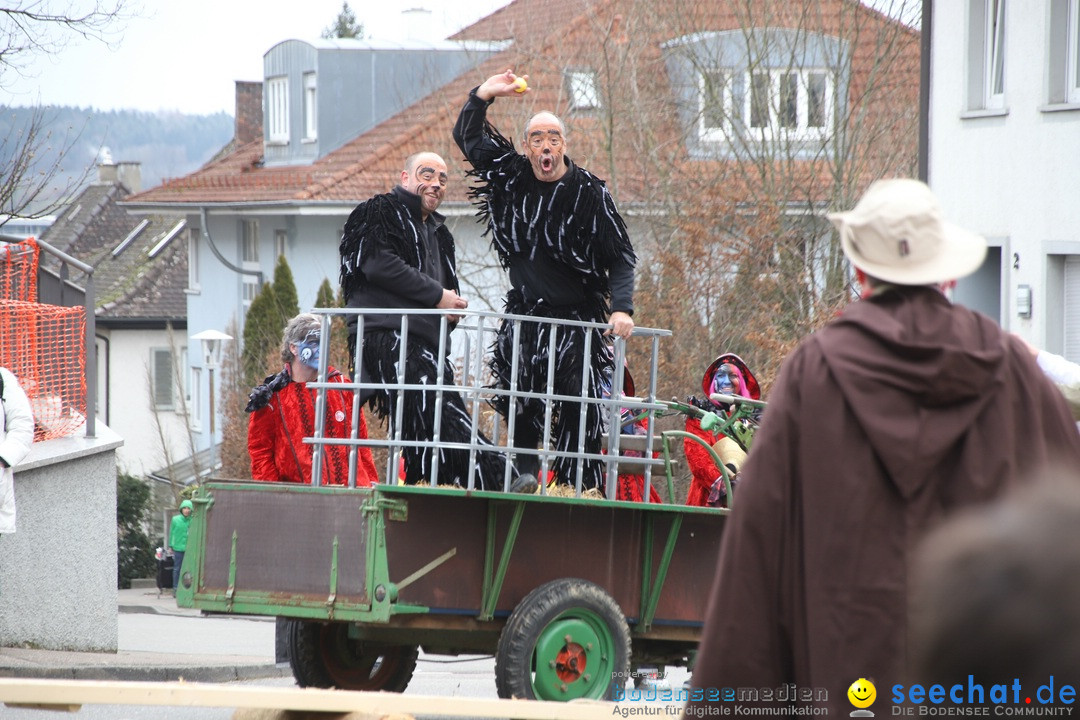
[339,185,459,345]
[453,89,636,318]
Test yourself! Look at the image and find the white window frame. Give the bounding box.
[274,229,287,261]
[984,0,1006,109]
[187,227,200,290]
[742,68,833,141]
[242,220,259,264]
[268,76,289,143]
[180,346,190,405]
[565,70,600,110]
[698,69,732,142]
[1069,0,1080,102]
[189,366,202,432]
[303,72,317,141]
[151,347,175,410]
[242,278,260,313]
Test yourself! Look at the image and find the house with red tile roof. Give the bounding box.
[123,0,920,463]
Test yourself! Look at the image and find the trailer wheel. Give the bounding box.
[287,619,418,692]
[495,578,631,701]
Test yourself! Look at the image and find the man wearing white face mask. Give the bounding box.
[245,313,378,486]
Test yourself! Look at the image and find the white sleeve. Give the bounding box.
[0,368,35,467]
[1037,350,1080,388]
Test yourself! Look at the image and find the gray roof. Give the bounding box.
[42,181,188,324]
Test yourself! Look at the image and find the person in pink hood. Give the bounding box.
[683,353,760,507]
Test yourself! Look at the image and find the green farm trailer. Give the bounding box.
[176,309,762,701]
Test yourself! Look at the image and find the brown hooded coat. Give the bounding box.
[687,286,1080,713]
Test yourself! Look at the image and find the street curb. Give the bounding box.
[0,663,292,682]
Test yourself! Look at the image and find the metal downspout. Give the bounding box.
[918,0,932,182]
[95,332,109,426]
[198,208,264,285]
[195,208,263,464]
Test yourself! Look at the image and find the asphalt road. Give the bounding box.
[1,598,689,719]
[4,654,515,719]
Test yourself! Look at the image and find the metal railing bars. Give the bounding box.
[305,306,670,500]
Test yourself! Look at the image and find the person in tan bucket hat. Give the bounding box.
[828,178,987,286]
[685,178,1080,715]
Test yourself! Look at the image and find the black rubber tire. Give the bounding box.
[495,578,631,701]
[286,619,419,692]
[286,619,332,688]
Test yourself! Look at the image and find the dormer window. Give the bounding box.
[699,68,832,142]
[268,76,289,143]
[746,69,831,139]
[303,73,317,141]
[665,28,846,159]
[699,69,731,142]
[565,70,600,110]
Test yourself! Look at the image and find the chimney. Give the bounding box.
[117,162,141,193]
[97,147,116,183]
[98,163,117,184]
[235,80,264,145]
[401,7,434,42]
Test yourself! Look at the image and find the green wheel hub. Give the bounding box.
[531,609,617,700]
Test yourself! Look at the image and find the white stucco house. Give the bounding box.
[930,0,1080,357]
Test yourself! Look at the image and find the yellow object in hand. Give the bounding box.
[513,77,528,93]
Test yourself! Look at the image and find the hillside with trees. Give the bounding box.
[0,104,233,214]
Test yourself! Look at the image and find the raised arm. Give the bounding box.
[453,69,529,168]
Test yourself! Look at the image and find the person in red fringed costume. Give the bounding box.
[246,313,377,486]
[683,353,761,507]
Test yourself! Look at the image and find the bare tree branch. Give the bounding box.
[0,104,100,220]
[0,1,133,81]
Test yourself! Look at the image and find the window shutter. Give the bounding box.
[153,349,174,408]
[1065,258,1080,363]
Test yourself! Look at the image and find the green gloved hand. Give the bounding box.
[700,411,721,432]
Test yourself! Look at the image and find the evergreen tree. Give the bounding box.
[314,277,335,309]
[272,254,300,328]
[117,472,156,589]
[315,277,349,373]
[242,282,282,389]
[321,2,364,39]
[218,317,252,479]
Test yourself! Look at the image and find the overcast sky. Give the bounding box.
[0,0,512,115]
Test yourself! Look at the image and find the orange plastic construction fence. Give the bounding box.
[0,237,40,304]
[0,299,87,440]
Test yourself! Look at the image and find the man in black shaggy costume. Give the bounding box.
[339,151,534,492]
[453,70,637,491]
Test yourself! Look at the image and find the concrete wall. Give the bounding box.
[0,426,123,652]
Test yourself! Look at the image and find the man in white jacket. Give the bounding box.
[0,366,36,536]
[1016,335,1080,421]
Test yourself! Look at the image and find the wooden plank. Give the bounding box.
[0,679,652,719]
[233,711,410,720]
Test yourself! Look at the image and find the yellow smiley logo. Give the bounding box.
[848,678,876,709]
